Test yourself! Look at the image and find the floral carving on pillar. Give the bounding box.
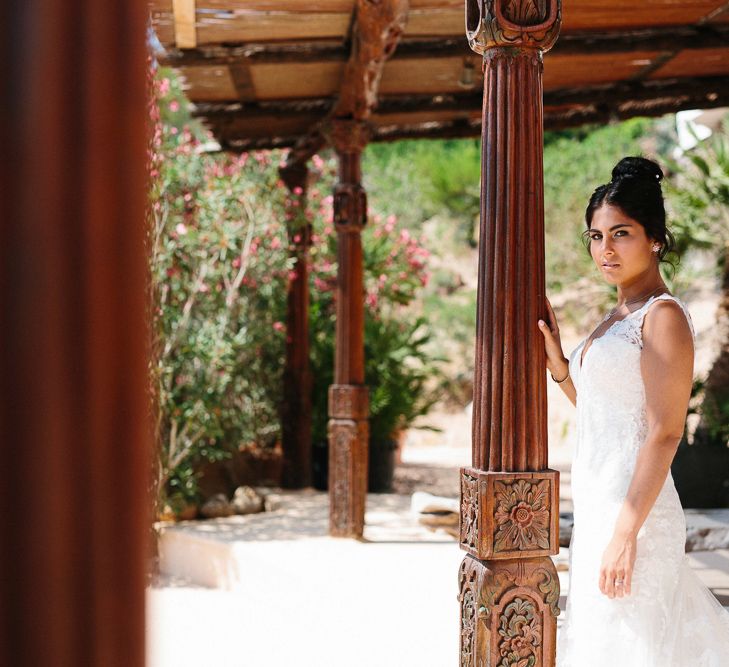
[536,567,561,618]
[497,597,541,667]
[493,479,550,553]
[461,588,476,667]
[460,472,479,550]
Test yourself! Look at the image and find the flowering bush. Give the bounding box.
[148,67,292,509]
[148,65,436,507]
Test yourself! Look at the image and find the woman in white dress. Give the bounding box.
[539,156,729,666]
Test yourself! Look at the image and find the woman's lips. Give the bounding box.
[601,262,620,271]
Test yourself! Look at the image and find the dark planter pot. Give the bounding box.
[368,438,398,493]
[312,439,328,491]
[671,442,729,509]
[311,437,398,493]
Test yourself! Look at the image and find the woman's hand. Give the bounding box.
[538,297,568,380]
[599,530,637,598]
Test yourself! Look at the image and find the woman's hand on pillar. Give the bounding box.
[538,297,568,381]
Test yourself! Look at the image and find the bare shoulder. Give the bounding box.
[642,299,693,353]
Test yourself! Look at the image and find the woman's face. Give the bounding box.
[588,204,657,286]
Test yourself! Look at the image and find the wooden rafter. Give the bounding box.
[159,25,729,67]
[213,74,729,152]
[172,0,197,48]
[194,74,729,123]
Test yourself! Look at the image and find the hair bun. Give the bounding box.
[611,156,663,184]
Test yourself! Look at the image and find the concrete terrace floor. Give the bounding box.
[146,442,729,667]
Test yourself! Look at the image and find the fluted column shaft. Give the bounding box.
[472,48,548,472]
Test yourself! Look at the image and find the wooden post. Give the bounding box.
[325,119,371,538]
[279,163,314,488]
[0,1,150,665]
[459,2,562,666]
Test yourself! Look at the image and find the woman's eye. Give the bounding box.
[614,230,627,237]
[589,234,601,241]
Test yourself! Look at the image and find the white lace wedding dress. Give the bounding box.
[557,293,729,666]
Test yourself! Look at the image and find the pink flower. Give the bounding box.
[273,321,285,332]
[293,186,303,196]
[271,237,281,249]
[288,270,298,281]
[232,257,241,268]
[175,223,188,235]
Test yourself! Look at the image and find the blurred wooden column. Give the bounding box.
[325,119,371,538]
[279,163,314,488]
[0,2,150,666]
[458,2,562,666]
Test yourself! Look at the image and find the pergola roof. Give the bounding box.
[149,1,729,151]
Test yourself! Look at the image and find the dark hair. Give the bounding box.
[583,156,676,266]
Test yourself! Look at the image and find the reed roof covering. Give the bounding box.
[149,1,729,151]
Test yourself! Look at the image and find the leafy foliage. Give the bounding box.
[148,67,439,507]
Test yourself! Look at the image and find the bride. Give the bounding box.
[539,156,729,665]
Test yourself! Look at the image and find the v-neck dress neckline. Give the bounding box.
[578,293,664,370]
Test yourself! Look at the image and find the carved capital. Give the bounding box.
[466,0,562,54]
[328,384,369,420]
[325,119,372,154]
[459,555,559,667]
[333,182,368,231]
[460,468,559,560]
[328,418,369,537]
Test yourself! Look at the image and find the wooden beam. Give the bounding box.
[214,86,729,151]
[172,0,197,48]
[192,74,729,124]
[158,25,729,67]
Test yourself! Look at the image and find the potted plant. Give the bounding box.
[671,379,729,508]
[309,309,442,492]
[364,314,442,491]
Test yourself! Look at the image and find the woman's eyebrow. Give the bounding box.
[590,223,632,233]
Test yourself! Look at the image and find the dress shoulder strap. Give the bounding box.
[635,293,696,344]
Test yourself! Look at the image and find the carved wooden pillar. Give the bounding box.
[279,163,313,488]
[325,119,371,538]
[459,2,562,666]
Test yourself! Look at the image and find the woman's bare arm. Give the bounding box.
[614,301,693,535]
[539,298,577,407]
[553,365,577,407]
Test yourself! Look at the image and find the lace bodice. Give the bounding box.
[557,293,729,666]
[568,293,695,505]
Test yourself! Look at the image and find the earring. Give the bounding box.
[652,245,660,253]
